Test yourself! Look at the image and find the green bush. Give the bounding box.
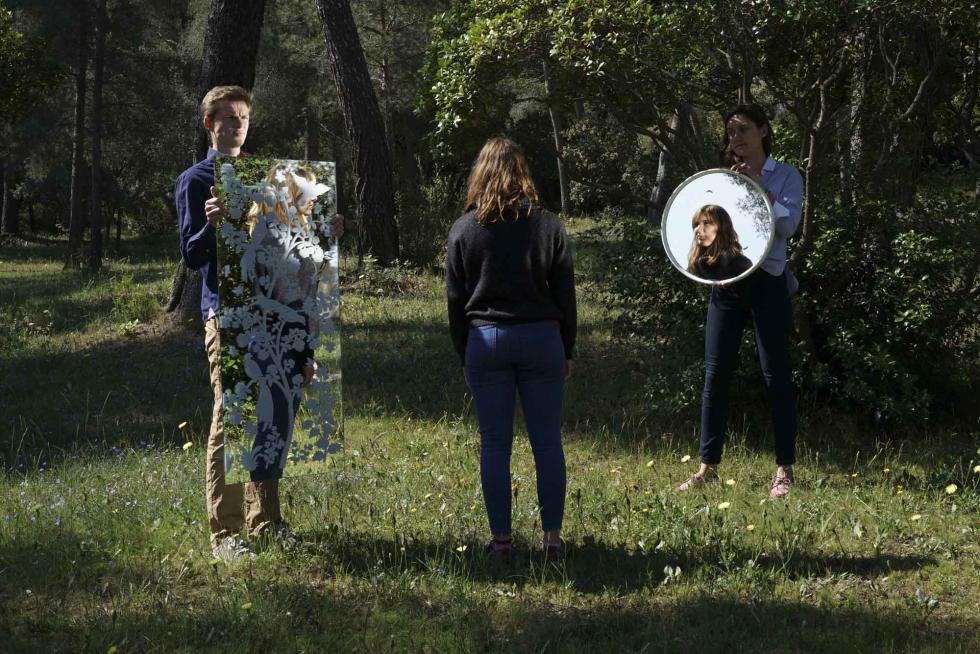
[397,167,464,269]
[798,190,979,421]
[563,112,657,214]
[599,186,980,423]
[592,211,709,414]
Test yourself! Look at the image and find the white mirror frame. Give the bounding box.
[660,168,776,285]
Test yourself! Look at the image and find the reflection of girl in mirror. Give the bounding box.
[677,104,804,498]
[687,204,752,281]
[239,164,329,534]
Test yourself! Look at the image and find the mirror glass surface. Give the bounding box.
[215,156,342,484]
[661,169,774,284]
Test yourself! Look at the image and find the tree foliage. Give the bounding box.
[426,0,979,421]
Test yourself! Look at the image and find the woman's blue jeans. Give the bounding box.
[465,321,567,536]
[700,269,796,466]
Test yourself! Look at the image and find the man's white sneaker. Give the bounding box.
[211,535,255,562]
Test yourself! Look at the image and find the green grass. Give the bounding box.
[1,228,979,653]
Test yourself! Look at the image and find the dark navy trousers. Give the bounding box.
[249,319,310,481]
[700,269,796,466]
[466,322,567,535]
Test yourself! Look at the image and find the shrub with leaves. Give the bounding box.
[600,182,980,423]
[798,188,979,421]
[562,111,657,214]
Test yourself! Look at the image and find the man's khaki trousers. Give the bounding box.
[204,317,280,542]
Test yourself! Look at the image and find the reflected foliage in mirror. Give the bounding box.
[215,157,342,484]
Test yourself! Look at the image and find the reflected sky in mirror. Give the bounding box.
[661,169,774,284]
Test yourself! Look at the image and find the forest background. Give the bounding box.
[2,0,977,422]
[0,0,979,650]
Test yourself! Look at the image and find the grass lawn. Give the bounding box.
[1,226,978,653]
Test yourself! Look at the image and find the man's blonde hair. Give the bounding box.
[200,85,252,120]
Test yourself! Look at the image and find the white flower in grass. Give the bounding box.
[680,455,691,463]
[910,514,922,521]
[725,479,736,486]
[717,501,731,510]
[945,484,958,495]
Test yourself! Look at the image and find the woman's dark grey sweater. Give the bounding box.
[446,205,576,365]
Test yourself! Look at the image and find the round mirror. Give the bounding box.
[661,168,775,285]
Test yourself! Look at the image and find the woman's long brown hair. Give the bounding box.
[247,164,316,233]
[687,204,743,271]
[464,136,540,225]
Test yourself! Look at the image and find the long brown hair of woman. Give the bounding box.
[247,164,317,233]
[720,103,773,166]
[687,204,743,272]
[464,136,540,225]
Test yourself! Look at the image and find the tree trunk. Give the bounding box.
[316,0,399,265]
[166,258,204,321]
[304,107,320,161]
[647,110,681,228]
[104,202,112,249]
[170,0,266,325]
[1,162,19,236]
[194,0,267,160]
[870,17,949,209]
[840,32,868,208]
[542,60,571,215]
[739,55,754,104]
[378,0,394,162]
[331,110,354,257]
[65,2,89,268]
[88,0,106,271]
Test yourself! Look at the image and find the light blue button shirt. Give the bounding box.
[760,157,804,276]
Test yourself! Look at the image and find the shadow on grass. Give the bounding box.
[297,529,935,595]
[1,525,972,653]
[11,588,977,653]
[0,323,210,470]
[0,233,179,265]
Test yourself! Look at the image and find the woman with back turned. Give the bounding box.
[446,136,577,562]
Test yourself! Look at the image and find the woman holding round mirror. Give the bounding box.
[677,103,804,498]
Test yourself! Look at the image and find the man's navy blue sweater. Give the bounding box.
[175,149,221,323]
